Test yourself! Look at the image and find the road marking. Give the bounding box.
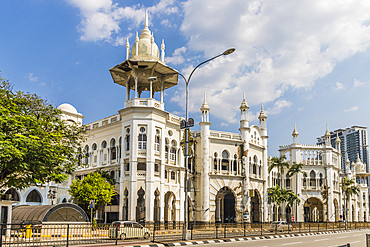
[337,236,348,238]
[350,241,360,244]
[314,238,329,241]
[282,242,303,245]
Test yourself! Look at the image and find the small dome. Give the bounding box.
[58,103,77,114]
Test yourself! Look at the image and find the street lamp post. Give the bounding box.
[148,47,235,240]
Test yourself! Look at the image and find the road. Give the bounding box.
[202,230,370,247]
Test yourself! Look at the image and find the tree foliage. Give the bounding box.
[69,172,116,217]
[0,79,86,194]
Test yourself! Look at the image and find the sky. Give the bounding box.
[1,0,370,156]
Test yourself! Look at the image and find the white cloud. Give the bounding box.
[28,73,38,82]
[344,106,358,112]
[176,0,370,122]
[354,78,369,87]
[335,82,344,90]
[166,47,187,65]
[220,122,229,127]
[265,100,292,115]
[39,82,46,86]
[66,0,178,45]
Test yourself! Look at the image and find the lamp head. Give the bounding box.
[148,76,157,81]
[223,48,235,56]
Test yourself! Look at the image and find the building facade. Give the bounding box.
[277,125,368,222]
[69,12,269,224]
[316,126,369,174]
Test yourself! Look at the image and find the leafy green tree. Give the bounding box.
[287,162,305,221]
[69,172,117,220]
[0,79,85,195]
[269,155,289,187]
[96,168,117,185]
[269,185,300,221]
[343,177,360,221]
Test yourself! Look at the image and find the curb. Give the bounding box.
[162,229,367,246]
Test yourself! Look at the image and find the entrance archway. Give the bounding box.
[251,189,261,222]
[215,187,235,223]
[286,206,292,222]
[334,198,339,222]
[136,187,145,222]
[164,192,176,223]
[303,197,323,222]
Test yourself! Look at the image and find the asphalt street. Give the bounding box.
[200,230,370,247]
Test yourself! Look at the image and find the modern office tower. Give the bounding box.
[316,126,369,173]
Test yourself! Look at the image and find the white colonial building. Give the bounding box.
[66,12,268,224]
[276,124,369,222]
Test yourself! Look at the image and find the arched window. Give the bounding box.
[138,127,147,150]
[125,128,130,151]
[165,146,169,160]
[170,140,177,162]
[155,130,160,152]
[101,140,107,162]
[84,145,89,165]
[171,171,176,180]
[92,143,97,151]
[303,173,307,188]
[233,154,237,172]
[118,137,122,159]
[318,173,323,188]
[110,139,116,161]
[286,174,291,189]
[259,166,262,178]
[253,156,258,175]
[26,190,42,203]
[1,189,19,201]
[214,152,218,171]
[310,170,316,188]
[170,147,176,161]
[222,150,229,171]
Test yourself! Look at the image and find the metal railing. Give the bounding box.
[1,221,369,246]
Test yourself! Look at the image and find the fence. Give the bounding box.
[1,221,369,246]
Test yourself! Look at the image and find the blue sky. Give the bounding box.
[1,0,370,156]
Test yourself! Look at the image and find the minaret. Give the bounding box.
[151,32,154,57]
[200,92,211,223]
[161,39,165,62]
[258,102,268,222]
[126,37,130,60]
[292,122,299,144]
[135,31,139,56]
[239,93,250,220]
[335,132,341,151]
[324,124,331,147]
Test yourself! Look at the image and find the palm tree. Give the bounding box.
[268,185,300,222]
[269,155,290,187]
[343,177,360,222]
[287,162,305,221]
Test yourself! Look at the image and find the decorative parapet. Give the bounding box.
[208,131,242,141]
[124,98,164,110]
[168,114,182,125]
[84,114,121,130]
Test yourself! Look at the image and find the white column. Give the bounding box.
[134,77,138,98]
[119,161,124,220]
[200,121,211,222]
[145,123,155,222]
[150,80,153,98]
[160,81,164,103]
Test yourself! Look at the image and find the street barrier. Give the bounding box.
[0,221,369,246]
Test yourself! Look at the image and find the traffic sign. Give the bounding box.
[187,118,194,127]
[180,120,186,129]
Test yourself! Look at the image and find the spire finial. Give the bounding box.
[261,102,264,111]
[243,92,245,101]
[145,9,149,28]
[204,91,207,101]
